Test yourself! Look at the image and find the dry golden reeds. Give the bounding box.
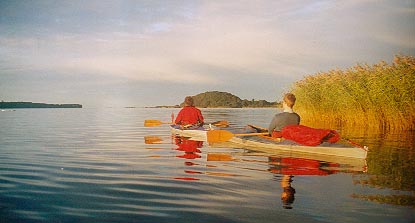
[291,55,415,132]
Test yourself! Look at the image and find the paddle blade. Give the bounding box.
[207,130,234,143]
[210,120,229,128]
[144,136,163,144]
[144,120,163,127]
[144,120,173,127]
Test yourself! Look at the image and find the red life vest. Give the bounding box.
[175,106,204,125]
[281,125,340,146]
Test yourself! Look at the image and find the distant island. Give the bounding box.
[0,101,82,109]
[151,91,280,108]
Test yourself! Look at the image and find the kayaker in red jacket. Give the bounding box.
[175,96,204,128]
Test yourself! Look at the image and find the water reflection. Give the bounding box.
[268,157,340,209]
[268,157,339,176]
[174,137,203,160]
[144,136,163,144]
[144,126,412,211]
[173,136,203,181]
[280,175,295,209]
[204,152,347,209]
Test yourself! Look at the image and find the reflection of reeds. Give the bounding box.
[351,194,415,207]
[291,55,415,132]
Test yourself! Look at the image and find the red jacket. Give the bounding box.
[175,106,204,126]
[281,125,340,146]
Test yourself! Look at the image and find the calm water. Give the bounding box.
[0,108,413,223]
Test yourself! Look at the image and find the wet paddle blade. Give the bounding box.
[144,120,172,127]
[210,120,229,128]
[207,130,234,143]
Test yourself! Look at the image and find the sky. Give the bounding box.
[0,0,414,108]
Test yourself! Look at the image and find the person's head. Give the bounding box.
[283,93,296,108]
[184,96,194,107]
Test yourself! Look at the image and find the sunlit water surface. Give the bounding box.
[0,108,413,223]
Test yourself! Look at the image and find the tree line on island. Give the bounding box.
[0,101,82,109]
[155,91,280,108]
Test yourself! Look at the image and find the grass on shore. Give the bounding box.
[291,55,415,132]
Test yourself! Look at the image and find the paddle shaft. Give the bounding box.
[144,119,228,127]
[234,132,269,137]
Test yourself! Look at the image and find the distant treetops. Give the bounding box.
[0,101,82,109]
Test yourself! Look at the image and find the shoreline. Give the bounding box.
[0,101,82,109]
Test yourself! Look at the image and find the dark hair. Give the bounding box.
[184,96,194,106]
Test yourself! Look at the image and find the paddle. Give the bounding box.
[208,120,230,128]
[144,120,229,128]
[144,120,172,127]
[144,136,163,144]
[207,129,269,143]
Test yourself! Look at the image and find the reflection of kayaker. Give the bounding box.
[174,137,203,159]
[281,175,295,209]
[268,157,339,176]
[173,137,204,181]
[268,157,340,209]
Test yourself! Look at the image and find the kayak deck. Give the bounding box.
[170,126,208,141]
[222,136,367,159]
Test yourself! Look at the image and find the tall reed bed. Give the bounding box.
[291,55,415,132]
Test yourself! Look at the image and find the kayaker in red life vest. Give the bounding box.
[268,93,300,137]
[175,96,204,128]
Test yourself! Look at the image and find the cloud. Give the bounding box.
[0,0,414,106]
[2,1,413,77]
[0,1,327,83]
